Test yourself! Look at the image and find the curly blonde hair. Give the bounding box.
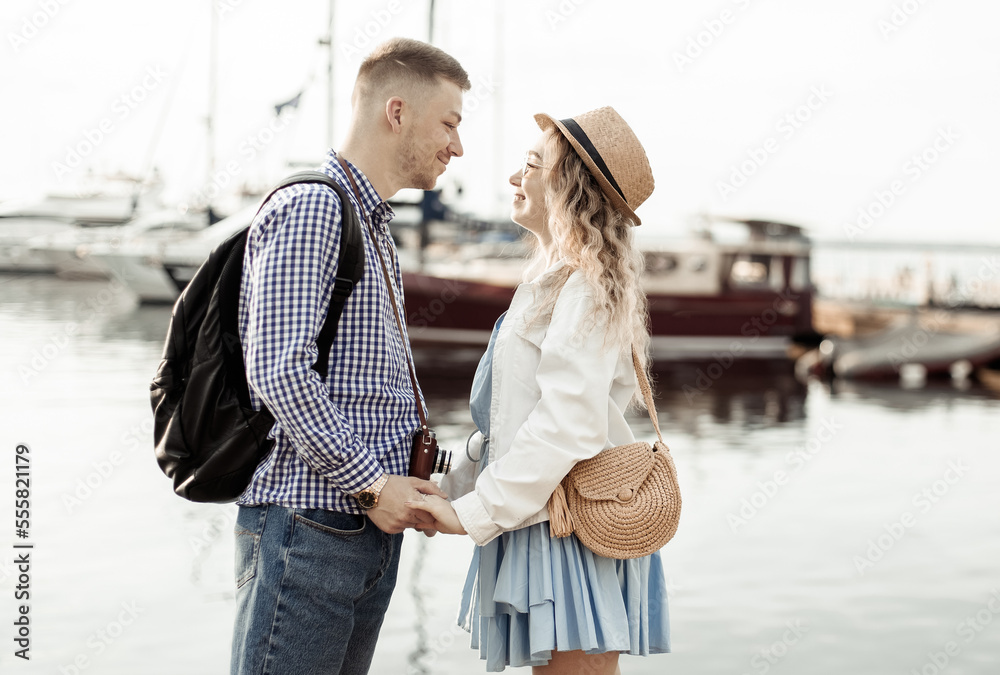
[524,128,652,401]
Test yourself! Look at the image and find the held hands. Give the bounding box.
[405,494,467,535]
[366,475,448,535]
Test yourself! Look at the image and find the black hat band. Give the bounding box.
[559,117,627,204]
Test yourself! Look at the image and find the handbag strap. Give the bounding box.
[336,155,428,431]
[631,348,665,445]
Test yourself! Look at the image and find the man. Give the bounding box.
[230,38,470,675]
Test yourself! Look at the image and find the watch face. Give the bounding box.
[357,491,377,509]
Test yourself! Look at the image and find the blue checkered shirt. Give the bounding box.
[236,150,423,512]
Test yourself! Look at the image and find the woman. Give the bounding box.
[409,107,671,674]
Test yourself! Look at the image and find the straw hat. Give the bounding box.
[534,106,654,225]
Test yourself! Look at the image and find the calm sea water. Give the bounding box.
[1,274,999,674]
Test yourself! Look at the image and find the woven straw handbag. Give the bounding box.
[547,349,681,559]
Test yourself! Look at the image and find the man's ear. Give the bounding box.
[384,97,404,134]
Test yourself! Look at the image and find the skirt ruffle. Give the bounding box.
[457,521,671,671]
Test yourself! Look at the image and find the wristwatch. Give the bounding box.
[354,474,389,510]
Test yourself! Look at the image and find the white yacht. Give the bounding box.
[88,204,258,303]
[0,179,163,273]
[28,209,208,280]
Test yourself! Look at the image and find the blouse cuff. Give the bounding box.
[451,492,502,546]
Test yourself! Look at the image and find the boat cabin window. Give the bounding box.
[644,252,711,276]
[730,259,768,285]
[729,254,793,291]
[790,256,809,291]
[769,258,786,290]
[645,252,679,274]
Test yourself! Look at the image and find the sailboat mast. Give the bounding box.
[428,0,436,43]
[206,2,219,224]
[417,0,438,270]
[326,0,335,149]
[493,1,505,218]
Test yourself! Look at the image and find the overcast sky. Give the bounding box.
[2,0,998,243]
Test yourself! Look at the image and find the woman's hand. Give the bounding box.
[405,494,467,535]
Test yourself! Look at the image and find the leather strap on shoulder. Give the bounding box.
[336,155,429,430]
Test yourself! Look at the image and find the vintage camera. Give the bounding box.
[408,426,451,480]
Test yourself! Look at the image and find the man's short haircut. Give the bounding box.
[355,38,471,106]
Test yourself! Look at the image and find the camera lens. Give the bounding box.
[432,448,452,475]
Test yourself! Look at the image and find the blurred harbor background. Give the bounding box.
[2,0,1000,673]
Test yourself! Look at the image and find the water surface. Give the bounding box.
[1,275,998,674]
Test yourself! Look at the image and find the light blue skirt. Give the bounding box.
[457,520,671,671]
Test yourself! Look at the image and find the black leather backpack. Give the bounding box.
[150,171,364,502]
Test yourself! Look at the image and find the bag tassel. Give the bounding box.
[547,482,574,538]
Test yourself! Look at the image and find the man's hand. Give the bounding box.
[365,475,448,534]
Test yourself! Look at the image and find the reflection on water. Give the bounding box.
[652,359,808,429]
[830,377,1000,412]
[1,276,999,675]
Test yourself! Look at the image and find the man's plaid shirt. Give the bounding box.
[236,150,423,513]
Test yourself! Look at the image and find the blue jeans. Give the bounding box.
[230,504,403,675]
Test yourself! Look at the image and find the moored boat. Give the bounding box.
[804,319,1000,381]
[405,218,816,360]
[100,206,818,362]
[87,204,258,303]
[27,208,207,280]
[0,177,164,273]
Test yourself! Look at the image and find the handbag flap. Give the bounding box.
[566,441,655,502]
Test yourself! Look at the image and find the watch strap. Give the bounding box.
[356,473,389,509]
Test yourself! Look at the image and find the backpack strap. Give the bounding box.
[265,171,365,378]
[224,171,364,409]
